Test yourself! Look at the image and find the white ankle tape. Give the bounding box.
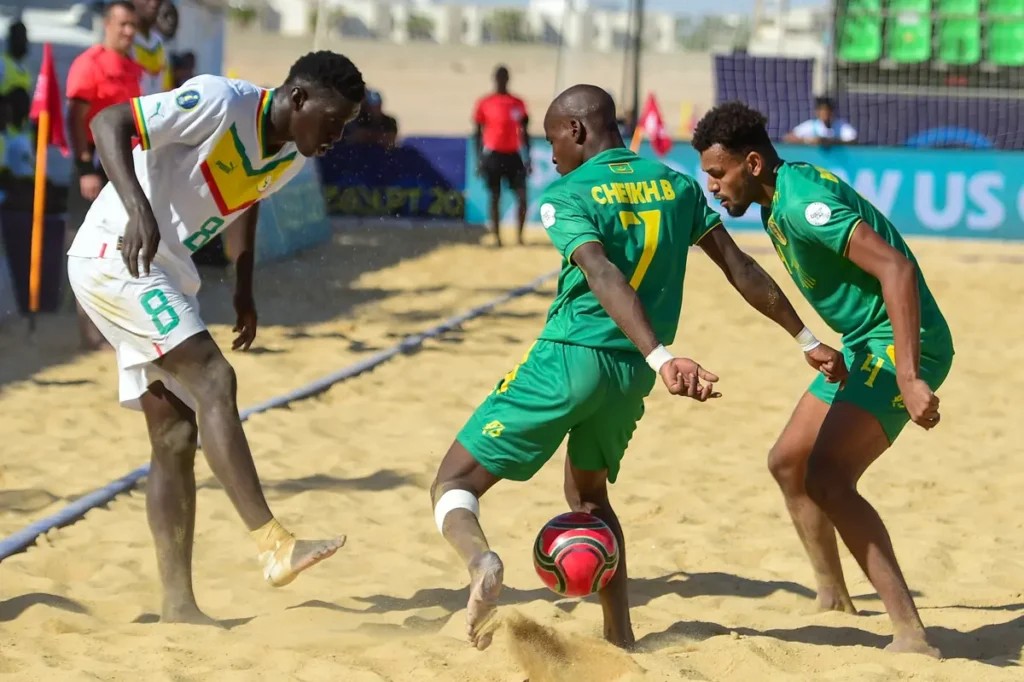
[434,489,480,533]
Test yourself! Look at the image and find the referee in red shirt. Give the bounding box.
[473,66,530,247]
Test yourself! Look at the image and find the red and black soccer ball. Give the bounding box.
[532,511,619,597]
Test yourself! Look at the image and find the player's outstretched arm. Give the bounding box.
[571,242,719,401]
[845,222,939,429]
[697,225,848,384]
[91,102,160,277]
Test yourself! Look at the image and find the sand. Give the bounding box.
[1,224,1023,681]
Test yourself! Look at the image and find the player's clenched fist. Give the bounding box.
[659,358,721,401]
[804,343,848,387]
[122,203,161,278]
[899,377,941,430]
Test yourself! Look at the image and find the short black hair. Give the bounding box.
[104,1,135,17]
[691,100,774,156]
[285,51,365,104]
[815,96,835,109]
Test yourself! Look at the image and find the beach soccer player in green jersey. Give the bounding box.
[692,101,955,657]
[430,85,847,651]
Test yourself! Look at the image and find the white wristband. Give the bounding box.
[795,326,821,353]
[645,344,674,373]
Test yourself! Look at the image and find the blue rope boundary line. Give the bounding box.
[0,269,560,562]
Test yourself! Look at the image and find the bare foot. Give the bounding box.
[605,628,636,650]
[162,602,222,627]
[885,634,941,658]
[260,535,346,587]
[816,588,858,615]
[467,550,504,650]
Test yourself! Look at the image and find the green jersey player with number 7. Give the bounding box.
[66,51,365,625]
[428,84,845,652]
[692,101,954,657]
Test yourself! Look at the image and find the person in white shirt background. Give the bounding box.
[133,0,172,95]
[784,96,858,146]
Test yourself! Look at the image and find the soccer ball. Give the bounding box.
[532,511,619,597]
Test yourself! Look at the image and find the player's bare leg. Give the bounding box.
[563,458,634,649]
[431,441,502,650]
[805,401,938,657]
[141,382,218,625]
[768,392,856,614]
[488,184,503,247]
[515,185,528,245]
[155,332,344,586]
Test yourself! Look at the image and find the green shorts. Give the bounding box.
[809,331,955,443]
[457,340,656,484]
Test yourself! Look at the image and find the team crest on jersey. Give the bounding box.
[766,216,787,245]
[804,202,832,226]
[609,163,634,174]
[176,90,201,111]
[540,203,556,229]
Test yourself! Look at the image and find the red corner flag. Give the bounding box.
[26,43,68,322]
[29,43,68,155]
[633,92,673,157]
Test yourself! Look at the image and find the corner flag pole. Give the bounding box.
[27,42,68,332]
[28,95,51,332]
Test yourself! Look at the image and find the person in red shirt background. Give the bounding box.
[473,65,530,247]
[64,0,141,349]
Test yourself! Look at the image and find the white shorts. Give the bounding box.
[67,256,205,411]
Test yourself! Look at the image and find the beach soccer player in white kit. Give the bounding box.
[66,51,365,625]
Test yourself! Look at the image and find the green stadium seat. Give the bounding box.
[888,0,931,12]
[938,0,980,14]
[938,18,982,63]
[985,0,1024,18]
[987,19,1024,65]
[844,0,883,11]
[886,14,933,62]
[839,14,884,61]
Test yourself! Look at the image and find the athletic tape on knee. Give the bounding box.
[434,489,480,534]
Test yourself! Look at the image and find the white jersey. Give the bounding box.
[133,30,170,95]
[68,75,307,296]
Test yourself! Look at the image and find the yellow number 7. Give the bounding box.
[618,209,662,290]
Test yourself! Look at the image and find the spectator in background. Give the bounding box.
[785,96,858,146]
[344,88,398,149]
[473,65,530,247]
[0,94,9,201]
[133,0,172,95]
[65,0,141,350]
[4,87,32,181]
[170,50,196,88]
[0,89,34,209]
[0,20,31,107]
[156,0,178,43]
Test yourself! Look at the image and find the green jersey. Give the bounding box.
[538,147,721,353]
[763,161,949,347]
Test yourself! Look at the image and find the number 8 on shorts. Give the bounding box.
[140,289,181,335]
